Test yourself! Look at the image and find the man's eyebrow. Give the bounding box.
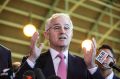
[53,24,60,26]
[53,24,70,26]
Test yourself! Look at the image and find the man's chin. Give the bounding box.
[60,45,67,47]
[59,44,68,48]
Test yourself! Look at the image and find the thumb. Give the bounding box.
[39,43,44,50]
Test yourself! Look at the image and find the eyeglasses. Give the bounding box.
[47,24,73,32]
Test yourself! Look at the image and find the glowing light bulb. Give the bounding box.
[23,24,36,37]
[82,40,92,51]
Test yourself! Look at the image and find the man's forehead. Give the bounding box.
[51,16,70,22]
[50,18,72,27]
[52,23,70,26]
[45,14,73,31]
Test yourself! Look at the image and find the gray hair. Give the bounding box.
[45,13,73,31]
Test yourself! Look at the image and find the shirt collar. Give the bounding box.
[49,48,68,60]
[106,71,114,79]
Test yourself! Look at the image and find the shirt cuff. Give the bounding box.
[88,66,98,75]
[26,59,35,68]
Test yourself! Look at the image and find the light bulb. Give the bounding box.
[23,24,36,37]
[82,39,92,51]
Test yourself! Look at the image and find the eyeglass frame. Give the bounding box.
[46,24,73,32]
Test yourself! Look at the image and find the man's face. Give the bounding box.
[98,49,115,70]
[45,16,73,48]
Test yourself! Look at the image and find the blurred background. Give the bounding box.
[0,0,120,75]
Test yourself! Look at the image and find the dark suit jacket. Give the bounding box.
[113,74,120,79]
[0,44,12,79]
[15,50,104,79]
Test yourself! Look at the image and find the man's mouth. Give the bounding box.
[59,35,67,40]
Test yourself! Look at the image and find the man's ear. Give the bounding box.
[44,31,49,40]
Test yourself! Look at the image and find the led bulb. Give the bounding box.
[23,24,36,37]
[82,40,92,51]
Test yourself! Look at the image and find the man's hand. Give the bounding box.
[28,32,44,63]
[83,38,97,69]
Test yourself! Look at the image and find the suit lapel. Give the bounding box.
[67,53,76,79]
[42,51,56,78]
[67,53,88,79]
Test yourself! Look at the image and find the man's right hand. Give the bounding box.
[28,32,44,63]
[83,38,97,69]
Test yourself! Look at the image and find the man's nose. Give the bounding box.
[60,27,66,33]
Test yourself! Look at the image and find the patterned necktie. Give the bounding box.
[57,53,67,79]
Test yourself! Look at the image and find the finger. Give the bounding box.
[90,44,95,56]
[35,32,39,44]
[83,47,86,57]
[32,32,39,43]
[92,38,96,48]
[30,32,39,48]
[83,47,88,56]
[92,38,97,55]
[83,47,86,54]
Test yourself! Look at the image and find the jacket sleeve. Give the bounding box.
[15,57,33,79]
[90,68,105,79]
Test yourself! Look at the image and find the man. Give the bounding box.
[0,44,13,79]
[96,44,120,79]
[15,13,104,79]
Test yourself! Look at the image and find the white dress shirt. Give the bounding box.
[50,48,68,75]
[105,71,114,79]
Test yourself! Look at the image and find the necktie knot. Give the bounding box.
[57,53,64,60]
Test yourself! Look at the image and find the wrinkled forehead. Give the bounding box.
[50,16,71,26]
[45,14,73,31]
